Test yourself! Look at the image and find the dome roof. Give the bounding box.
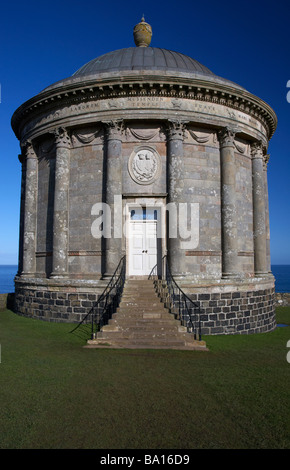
[73,47,215,78]
[10,17,277,143]
[42,17,243,91]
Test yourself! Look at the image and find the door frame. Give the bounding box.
[124,198,166,278]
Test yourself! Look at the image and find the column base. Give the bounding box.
[221,272,240,279]
[102,273,114,280]
[254,271,271,277]
[49,272,70,279]
[20,272,36,278]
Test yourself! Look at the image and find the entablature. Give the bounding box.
[12,74,277,144]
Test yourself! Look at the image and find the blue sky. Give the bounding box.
[0,0,289,265]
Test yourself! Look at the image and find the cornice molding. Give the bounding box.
[11,76,277,142]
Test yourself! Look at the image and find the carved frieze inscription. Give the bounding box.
[23,96,266,141]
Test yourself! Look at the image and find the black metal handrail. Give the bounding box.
[149,256,202,340]
[70,256,126,340]
[148,262,158,280]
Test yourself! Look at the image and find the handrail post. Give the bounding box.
[198,307,202,341]
[91,311,94,340]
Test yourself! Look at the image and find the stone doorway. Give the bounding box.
[125,201,165,278]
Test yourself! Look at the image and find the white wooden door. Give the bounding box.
[129,208,158,276]
[145,221,158,274]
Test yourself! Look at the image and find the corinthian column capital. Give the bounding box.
[263,154,270,170]
[218,127,236,148]
[167,120,188,141]
[103,119,124,140]
[21,140,37,159]
[53,127,71,148]
[250,140,263,159]
[18,154,24,164]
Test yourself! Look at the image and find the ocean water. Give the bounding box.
[0,264,18,294]
[0,265,290,294]
[271,265,290,293]
[0,265,18,294]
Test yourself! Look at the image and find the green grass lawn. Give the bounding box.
[0,307,290,449]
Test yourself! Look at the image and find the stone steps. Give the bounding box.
[115,306,168,313]
[86,279,207,350]
[102,323,186,334]
[97,331,184,341]
[111,312,174,319]
[107,319,182,329]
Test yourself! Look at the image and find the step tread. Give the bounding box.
[87,339,207,350]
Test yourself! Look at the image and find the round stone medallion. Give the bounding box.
[128,146,161,185]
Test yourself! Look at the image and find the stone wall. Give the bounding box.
[275,293,290,307]
[156,282,277,335]
[183,131,221,277]
[0,294,8,310]
[68,140,104,277]
[188,287,276,335]
[13,275,108,322]
[5,284,288,335]
[0,293,15,311]
[14,285,100,322]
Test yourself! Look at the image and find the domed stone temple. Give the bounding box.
[12,18,277,337]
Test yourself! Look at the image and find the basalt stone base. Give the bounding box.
[178,278,277,335]
[14,276,276,335]
[14,277,107,323]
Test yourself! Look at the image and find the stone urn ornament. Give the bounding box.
[133,16,152,47]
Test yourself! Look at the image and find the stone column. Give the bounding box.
[17,153,26,276]
[50,127,71,278]
[218,127,238,278]
[103,120,123,277]
[251,141,267,275]
[263,154,271,272]
[21,141,38,277]
[167,120,187,277]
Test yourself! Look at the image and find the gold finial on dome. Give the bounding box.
[133,16,152,47]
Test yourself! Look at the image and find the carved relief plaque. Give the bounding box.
[128,146,161,185]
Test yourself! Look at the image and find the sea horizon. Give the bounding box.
[0,264,290,294]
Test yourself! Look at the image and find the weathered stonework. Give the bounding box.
[11,30,277,334]
[275,293,290,307]
[182,282,276,335]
